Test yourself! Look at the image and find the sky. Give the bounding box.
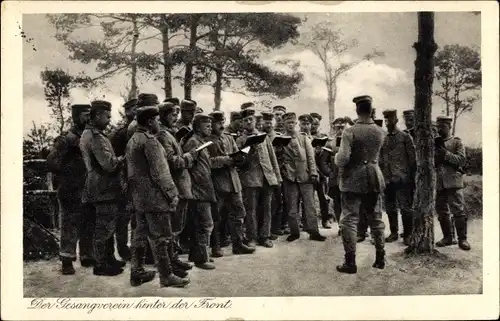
[22,12,482,146]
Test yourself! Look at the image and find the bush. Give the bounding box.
[463,175,482,219]
[465,146,482,175]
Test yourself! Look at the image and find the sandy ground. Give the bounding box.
[24,215,482,297]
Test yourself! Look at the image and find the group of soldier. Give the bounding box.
[46,91,471,288]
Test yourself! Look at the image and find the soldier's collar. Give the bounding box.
[356,118,374,124]
[70,126,84,137]
[387,127,401,135]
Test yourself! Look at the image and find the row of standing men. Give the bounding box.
[46,93,470,287]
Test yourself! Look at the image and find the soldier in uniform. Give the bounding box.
[272,105,287,134]
[379,109,416,245]
[298,114,313,137]
[225,111,242,138]
[126,102,190,288]
[402,110,416,139]
[236,109,282,248]
[281,112,326,242]
[271,105,288,233]
[255,114,263,132]
[80,100,126,276]
[47,104,95,275]
[241,102,255,110]
[207,111,256,255]
[108,98,138,262]
[310,112,332,229]
[156,101,196,276]
[183,114,217,269]
[434,116,470,251]
[335,95,386,274]
[176,99,197,132]
[319,117,348,236]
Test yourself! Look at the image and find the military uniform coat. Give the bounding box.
[379,128,416,184]
[436,136,466,190]
[335,119,386,194]
[207,133,242,193]
[279,131,317,183]
[79,124,122,203]
[319,137,341,188]
[156,124,193,200]
[183,133,217,203]
[236,130,282,188]
[126,126,179,212]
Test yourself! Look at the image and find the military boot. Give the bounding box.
[144,240,155,265]
[194,246,216,270]
[157,257,190,288]
[118,246,131,262]
[233,241,256,255]
[309,231,326,242]
[258,237,274,248]
[130,247,156,287]
[385,212,399,243]
[450,217,458,245]
[80,258,95,267]
[454,217,471,251]
[61,258,75,275]
[402,216,413,246]
[372,250,386,269]
[436,217,454,247]
[93,263,123,276]
[106,238,126,268]
[168,242,192,272]
[336,252,357,274]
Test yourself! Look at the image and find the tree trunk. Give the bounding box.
[327,79,336,135]
[213,68,223,111]
[161,25,173,98]
[184,15,199,100]
[129,16,139,100]
[451,110,458,136]
[406,12,438,255]
[57,93,64,136]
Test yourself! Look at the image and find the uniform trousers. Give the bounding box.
[316,176,331,222]
[283,180,319,236]
[328,185,342,223]
[213,191,246,246]
[243,183,274,241]
[384,182,414,236]
[188,201,214,264]
[92,201,119,266]
[58,197,95,261]
[114,197,130,252]
[436,188,466,240]
[340,192,385,254]
[270,184,285,234]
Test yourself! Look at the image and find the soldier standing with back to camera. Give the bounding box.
[108,98,138,262]
[434,116,470,251]
[156,101,196,275]
[335,95,386,274]
[379,109,416,246]
[80,100,126,276]
[126,101,190,288]
[47,104,95,275]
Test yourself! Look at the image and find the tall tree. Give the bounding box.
[405,12,438,255]
[24,121,53,159]
[434,44,481,135]
[174,13,303,110]
[301,21,383,134]
[47,14,159,99]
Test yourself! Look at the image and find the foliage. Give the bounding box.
[434,44,481,135]
[24,121,53,160]
[465,146,482,175]
[463,176,482,219]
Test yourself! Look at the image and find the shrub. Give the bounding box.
[465,146,482,175]
[463,175,482,218]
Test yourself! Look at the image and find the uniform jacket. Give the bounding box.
[311,131,329,178]
[207,133,242,193]
[47,126,86,201]
[79,124,122,203]
[126,126,179,212]
[109,123,133,196]
[280,130,317,184]
[318,137,341,187]
[236,129,282,188]
[404,127,416,140]
[335,119,386,194]
[156,124,193,200]
[127,120,138,140]
[379,128,416,185]
[436,136,466,190]
[183,133,217,203]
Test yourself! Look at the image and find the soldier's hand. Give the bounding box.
[117,155,125,163]
[189,149,200,159]
[310,174,319,184]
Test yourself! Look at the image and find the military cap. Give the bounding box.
[180,99,197,111]
[123,98,138,109]
[230,111,242,122]
[332,117,347,125]
[158,102,177,114]
[137,93,159,108]
[403,109,415,117]
[353,95,373,105]
[382,109,398,118]
[136,106,159,120]
[71,104,91,112]
[193,113,212,124]
[261,111,274,121]
[255,114,263,121]
[282,112,297,122]
[298,114,313,123]
[195,106,204,114]
[209,111,225,123]
[241,102,255,110]
[310,112,322,121]
[91,100,112,111]
[272,105,287,113]
[436,116,452,124]
[164,97,180,106]
[240,108,256,119]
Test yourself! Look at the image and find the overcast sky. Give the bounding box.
[23,12,482,146]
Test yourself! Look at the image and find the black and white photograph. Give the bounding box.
[1,1,499,320]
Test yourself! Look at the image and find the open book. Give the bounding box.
[195,141,214,152]
[311,136,329,148]
[322,146,333,153]
[374,119,383,127]
[242,133,267,148]
[229,146,251,158]
[272,135,292,147]
[175,126,191,141]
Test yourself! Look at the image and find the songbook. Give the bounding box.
[374,119,383,127]
[322,146,333,153]
[311,136,329,148]
[195,141,214,152]
[272,135,292,147]
[229,146,251,159]
[242,133,267,148]
[336,136,342,147]
[175,126,191,141]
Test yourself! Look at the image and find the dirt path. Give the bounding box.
[24,216,482,297]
